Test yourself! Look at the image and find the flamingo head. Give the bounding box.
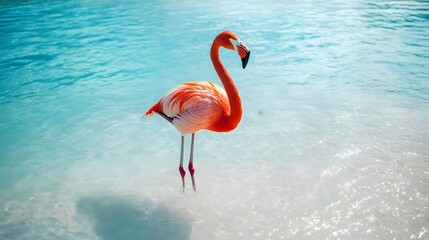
[218,31,251,69]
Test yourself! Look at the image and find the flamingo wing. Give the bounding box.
[145,81,230,135]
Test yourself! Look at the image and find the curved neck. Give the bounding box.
[210,38,242,129]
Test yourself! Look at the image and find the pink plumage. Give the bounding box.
[145,81,230,135]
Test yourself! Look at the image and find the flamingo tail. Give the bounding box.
[143,101,161,118]
[142,101,174,123]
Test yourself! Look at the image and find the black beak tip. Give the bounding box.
[241,51,250,69]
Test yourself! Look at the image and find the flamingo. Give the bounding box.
[144,30,250,191]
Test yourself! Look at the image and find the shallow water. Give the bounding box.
[1,0,429,239]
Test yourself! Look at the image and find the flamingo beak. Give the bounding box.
[241,50,250,69]
[230,38,251,69]
[237,42,250,69]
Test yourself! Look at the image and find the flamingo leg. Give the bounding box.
[188,133,196,191]
[179,135,186,191]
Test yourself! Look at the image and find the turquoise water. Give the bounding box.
[1,0,429,239]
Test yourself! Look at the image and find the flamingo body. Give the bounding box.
[145,81,231,135]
